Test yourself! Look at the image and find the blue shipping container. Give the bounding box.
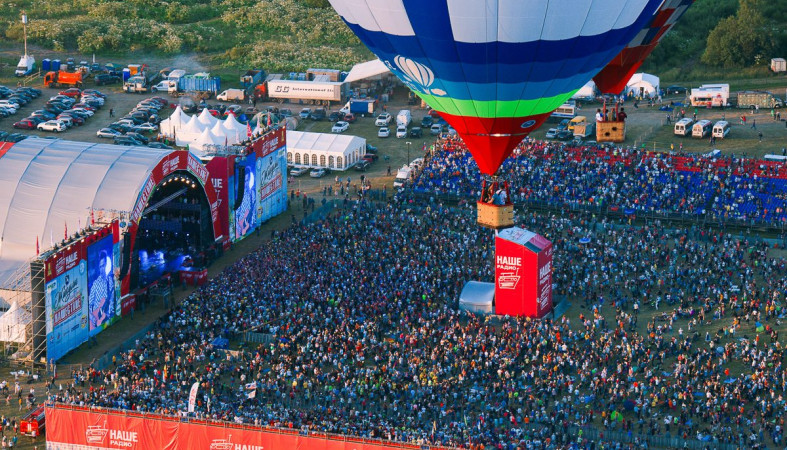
[41,59,51,72]
[178,76,220,93]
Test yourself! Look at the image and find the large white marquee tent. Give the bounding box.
[286,131,366,171]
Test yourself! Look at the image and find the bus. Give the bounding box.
[550,102,576,120]
[674,118,693,136]
[692,120,712,138]
[712,121,730,139]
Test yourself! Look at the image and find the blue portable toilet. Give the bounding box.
[41,59,51,72]
[289,72,297,80]
[52,59,61,71]
[122,68,131,82]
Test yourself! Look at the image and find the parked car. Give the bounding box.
[113,135,144,146]
[666,85,687,95]
[354,160,370,171]
[96,128,122,138]
[13,118,41,129]
[279,108,293,117]
[375,113,392,126]
[557,119,570,132]
[37,120,67,132]
[4,133,27,143]
[409,127,422,138]
[396,125,408,138]
[57,114,84,126]
[134,122,158,133]
[430,124,443,135]
[378,127,390,138]
[329,111,343,122]
[556,130,573,141]
[309,108,326,121]
[59,88,82,98]
[290,167,309,177]
[94,73,120,85]
[343,113,356,123]
[331,121,349,133]
[125,132,149,144]
[299,108,312,119]
[362,153,379,163]
[420,116,433,127]
[310,168,327,178]
[545,128,559,139]
[147,142,172,149]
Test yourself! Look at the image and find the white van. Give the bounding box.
[712,121,730,139]
[692,120,712,138]
[396,109,412,127]
[674,118,694,136]
[396,125,407,138]
[393,165,412,188]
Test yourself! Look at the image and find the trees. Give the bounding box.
[701,0,775,67]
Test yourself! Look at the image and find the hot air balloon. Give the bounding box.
[329,0,662,178]
[594,0,695,95]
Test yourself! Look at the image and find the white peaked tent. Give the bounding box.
[0,301,29,343]
[211,120,227,140]
[193,128,225,152]
[197,108,219,128]
[222,114,247,144]
[626,73,660,98]
[572,80,597,100]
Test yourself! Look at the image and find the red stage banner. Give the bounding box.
[180,268,208,286]
[45,404,458,450]
[495,227,553,318]
[44,240,85,283]
[250,126,285,159]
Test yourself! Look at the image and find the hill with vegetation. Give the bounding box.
[0,0,785,80]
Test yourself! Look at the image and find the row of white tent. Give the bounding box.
[573,73,660,100]
[159,107,266,154]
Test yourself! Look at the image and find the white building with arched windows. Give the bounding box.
[286,131,366,171]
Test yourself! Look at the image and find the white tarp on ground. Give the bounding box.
[0,301,30,343]
[286,130,366,171]
[626,73,660,98]
[0,138,174,286]
[344,59,390,83]
[459,281,494,315]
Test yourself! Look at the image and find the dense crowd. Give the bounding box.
[47,197,787,449]
[412,137,787,225]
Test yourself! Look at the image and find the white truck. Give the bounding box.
[393,166,412,188]
[690,84,730,108]
[396,109,411,127]
[216,88,247,102]
[267,79,347,105]
[15,55,35,77]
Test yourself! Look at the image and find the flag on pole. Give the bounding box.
[267,113,272,127]
[50,228,54,248]
[245,382,257,399]
[247,122,252,138]
[35,236,39,255]
[91,207,95,226]
[64,221,68,241]
[187,382,199,413]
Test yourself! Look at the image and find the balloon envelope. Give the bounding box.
[594,0,695,95]
[329,0,662,175]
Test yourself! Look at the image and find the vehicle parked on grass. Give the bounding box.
[375,113,392,126]
[378,127,390,138]
[13,118,42,129]
[289,167,309,177]
[331,121,349,133]
[396,125,407,138]
[37,120,67,132]
[96,128,122,138]
[430,123,442,135]
[409,127,422,138]
[310,168,328,178]
[299,108,312,119]
[354,160,370,171]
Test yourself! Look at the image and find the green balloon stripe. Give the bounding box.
[419,89,579,118]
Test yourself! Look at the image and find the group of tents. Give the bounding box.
[159,107,266,154]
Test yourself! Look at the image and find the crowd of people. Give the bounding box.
[411,137,787,226]
[48,195,787,449]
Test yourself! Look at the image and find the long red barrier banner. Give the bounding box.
[45,404,457,450]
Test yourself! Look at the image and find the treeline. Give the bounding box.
[643,0,787,80]
[0,0,371,72]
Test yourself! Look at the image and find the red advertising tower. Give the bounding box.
[495,227,553,318]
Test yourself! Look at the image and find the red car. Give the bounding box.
[58,114,84,126]
[59,88,82,98]
[344,113,356,123]
[13,118,41,129]
[428,108,441,119]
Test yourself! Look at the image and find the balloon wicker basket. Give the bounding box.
[477,202,514,229]
[596,121,626,143]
